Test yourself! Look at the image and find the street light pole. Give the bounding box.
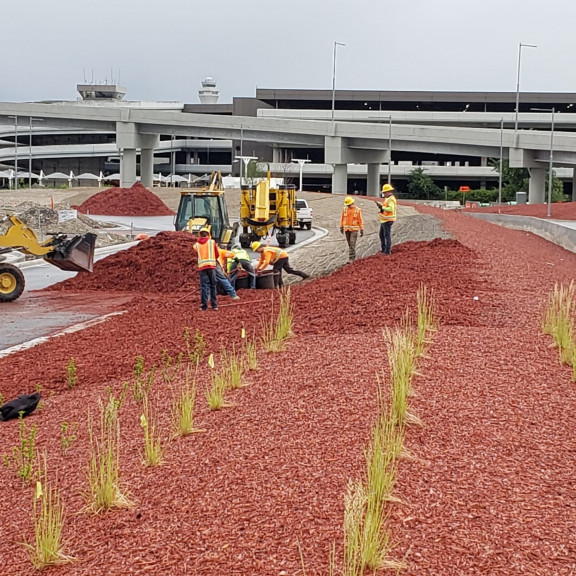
[8,115,18,189]
[387,115,392,184]
[28,117,43,190]
[291,158,311,192]
[514,42,537,138]
[331,41,346,124]
[498,117,504,205]
[531,107,555,218]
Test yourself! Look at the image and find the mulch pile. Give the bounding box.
[2,209,576,575]
[75,182,174,216]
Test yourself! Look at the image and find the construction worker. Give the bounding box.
[228,243,256,289]
[215,249,240,301]
[251,241,309,288]
[340,196,364,261]
[193,227,219,311]
[378,183,397,255]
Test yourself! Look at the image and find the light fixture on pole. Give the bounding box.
[498,117,504,206]
[531,107,555,218]
[8,115,18,189]
[28,117,44,190]
[235,155,258,187]
[514,42,537,138]
[331,41,346,124]
[291,158,311,192]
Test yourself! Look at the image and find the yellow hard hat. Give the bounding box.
[199,227,210,235]
[344,197,355,205]
[382,184,395,193]
[251,241,262,251]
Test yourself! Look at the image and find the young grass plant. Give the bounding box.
[24,453,73,569]
[542,282,576,364]
[85,396,132,513]
[221,345,246,389]
[261,288,294,352]
[415,284,436,357]
[140,395,163,467]
[132,356,156,402]
[60,422,78,452]
[241,326,258,371]
[341,479,366,576]
[9,413,38,483]
[66,357,78,389]
[160,350,183,386]
[171,365,204,436]
[184,327,206,366]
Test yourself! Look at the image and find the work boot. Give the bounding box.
[231,295,240,300]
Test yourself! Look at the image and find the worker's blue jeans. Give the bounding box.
[199,268,218,310]
[379,221,393,254]
[215,264,237,297]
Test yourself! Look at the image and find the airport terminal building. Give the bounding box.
[1,80,576,195]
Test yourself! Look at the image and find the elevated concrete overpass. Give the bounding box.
[0,101,575,200]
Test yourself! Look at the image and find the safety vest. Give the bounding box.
[263,246,287,262]
[218,249,235,271]
[340,205,364,231]
[232,248,250,261]
[193,239,217,269]
[378,195,397,223]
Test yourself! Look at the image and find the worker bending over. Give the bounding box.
[340,196,364,261]
[216,249,240,299]
[251,241,309,288]
[228,244,256,289]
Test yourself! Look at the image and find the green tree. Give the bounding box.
[407,167,442,200]
[245,160,266,185]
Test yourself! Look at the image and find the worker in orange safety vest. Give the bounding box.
[251,241,309,288]
[340,196,364,261]
[378,183,397,255]
[193,227,219,311]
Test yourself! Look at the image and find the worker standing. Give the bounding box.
[378,183,397,255]
[251,241,309,288]
[340,196,364,261]
[193,227,219,311]
[228,243,256,289]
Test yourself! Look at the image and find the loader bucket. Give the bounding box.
[44,233,97,273]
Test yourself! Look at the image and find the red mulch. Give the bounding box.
[464,200,576,219]
[2,208,576,575]
[75,182,174,216]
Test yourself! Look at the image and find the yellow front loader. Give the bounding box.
[0,214,96,302]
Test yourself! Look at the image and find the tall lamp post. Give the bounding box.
[29,117,44,190]
[531,107,555,218]
[498,117,504,205]
[514,42,537,137]
[235,155,258,187]
[331,41,346,124]
[8,115,18,189]
[291,158,311,191]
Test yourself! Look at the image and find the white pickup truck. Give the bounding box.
[296,199,313,230]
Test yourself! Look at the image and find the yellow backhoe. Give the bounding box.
[0,214,96,302]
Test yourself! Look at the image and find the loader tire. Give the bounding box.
[288,231,296,245]
[0,263,25,302]
[277,233,288,248]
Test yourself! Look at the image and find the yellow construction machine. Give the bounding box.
[0,214,96,302]
[174,171,237,248]
[238,178,298,249]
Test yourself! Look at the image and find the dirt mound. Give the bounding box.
[465,201,576,219]
[45,231,197,293]
[75,182,174,216]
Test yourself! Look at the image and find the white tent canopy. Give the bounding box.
[76,172,100,180]
[44,172,73,180]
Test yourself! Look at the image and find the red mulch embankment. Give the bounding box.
[75,182,174,216]
[2,211,576,575]
[464,200,576,219]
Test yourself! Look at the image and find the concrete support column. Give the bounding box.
[528,167,546,204]
[366,163,381,197]
[140,148,155,188]
[332,164,348,195]
[121,149,137,188]
[272,146,281,164]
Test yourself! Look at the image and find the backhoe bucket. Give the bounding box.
[44,233,97,273]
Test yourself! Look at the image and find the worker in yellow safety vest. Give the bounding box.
[340,196,364,261]
[228,244,256,289]
[251,241,309,288]
[378,183,397,255]
[193,227,220,311]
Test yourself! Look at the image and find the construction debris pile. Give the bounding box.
[75,182,174,216]
[46,231,197,293]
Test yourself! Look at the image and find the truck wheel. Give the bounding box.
[277,233,288,248]
[299,222,305,230]
[0,263,25,302]
[306,222,312,230]
[288,231,297,245]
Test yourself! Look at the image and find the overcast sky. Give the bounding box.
[3,0,575,104]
